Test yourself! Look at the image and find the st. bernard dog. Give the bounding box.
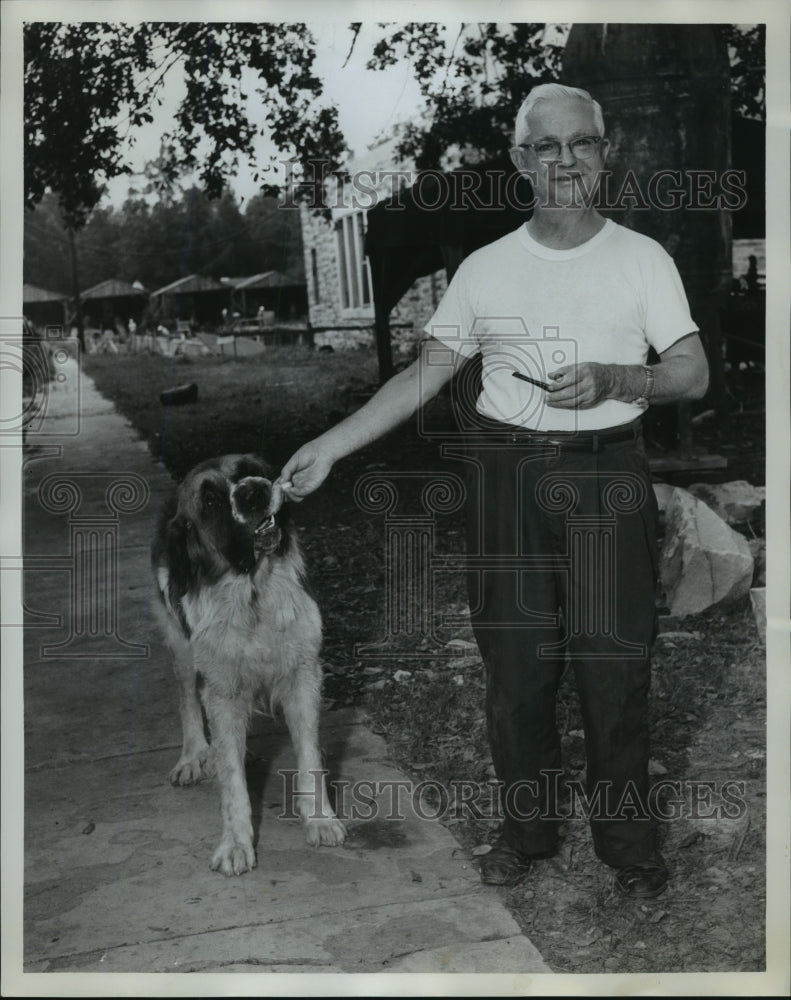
[152,453,346,875]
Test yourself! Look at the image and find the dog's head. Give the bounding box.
[155,454,290,595]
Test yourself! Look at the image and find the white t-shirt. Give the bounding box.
[424,219,698,432]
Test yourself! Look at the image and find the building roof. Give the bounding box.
[81,278,148,300]
[150,274,226,297]
[229,271,305,290]
[23,283,68,303]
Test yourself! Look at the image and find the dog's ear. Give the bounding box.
[150,492,177,571]
[164,514,202,600]
[235,453,274,481]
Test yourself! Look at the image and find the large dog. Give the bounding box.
[152,453,346,876]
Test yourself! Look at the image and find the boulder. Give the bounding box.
[750,588,766,642]
[659,488,754,616]
[687,480,766,525]
[652,482,674,513]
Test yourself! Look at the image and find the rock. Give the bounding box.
[687,480,766,525]
[159,382,198,405]
[748,538,766,587]
[750,588,766,642]
[652,482,675,513]
[659,488,754,616]
[393,669,412,682]
[445,638,477,651]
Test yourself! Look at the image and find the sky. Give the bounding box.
[103,23,429,209]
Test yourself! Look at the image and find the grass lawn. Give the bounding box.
[84,346,767,975]
[82,346,383,477]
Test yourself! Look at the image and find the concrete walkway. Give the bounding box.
[14,349,551,983]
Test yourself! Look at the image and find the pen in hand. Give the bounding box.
[512,371,551,392]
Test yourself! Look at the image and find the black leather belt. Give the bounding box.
[470,417,643,453]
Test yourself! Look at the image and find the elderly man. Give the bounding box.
[278,83,708,897]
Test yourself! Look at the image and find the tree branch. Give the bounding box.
[343,23,362,68]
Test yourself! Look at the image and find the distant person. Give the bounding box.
[99,327,118,354]
[745,254,759,293]
[128,317,139,352]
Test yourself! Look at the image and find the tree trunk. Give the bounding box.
[562,23,733,441]
[373,298,393,384]
[66,227,85,351]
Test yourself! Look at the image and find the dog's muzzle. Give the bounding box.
[231,477,284,559]
[253,513,279,556]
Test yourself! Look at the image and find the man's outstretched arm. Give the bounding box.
[276,337,460,500]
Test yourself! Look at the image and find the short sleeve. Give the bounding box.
[644,247,699,354]
[423,259,480,360]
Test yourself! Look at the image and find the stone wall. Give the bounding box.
[300,202,448,356]
[391,270,449,355]
[300,202,353,330]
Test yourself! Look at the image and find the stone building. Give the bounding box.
[299,135,448,355]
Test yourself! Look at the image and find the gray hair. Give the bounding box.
[514,84,605,144]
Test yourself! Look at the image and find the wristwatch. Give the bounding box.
[632,365,654,408]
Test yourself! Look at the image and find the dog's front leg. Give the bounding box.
[282,677,347,848]
[167,627,214,786]
[203,687,256,876]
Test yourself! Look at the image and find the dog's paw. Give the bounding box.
[210,839,256,876]
[169,746,215,786]
[304,816,347,848]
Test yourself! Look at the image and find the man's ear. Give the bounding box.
[600,137,611,165]
[510,148,538,192]
[510,145,528,175]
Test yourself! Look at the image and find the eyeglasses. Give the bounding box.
[516,136,603,162]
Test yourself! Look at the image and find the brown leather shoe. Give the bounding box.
[615,853,669,898]
[477,840,533,887]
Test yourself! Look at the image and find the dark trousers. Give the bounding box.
[460,418,659,867]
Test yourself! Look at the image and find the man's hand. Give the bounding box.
[276,441,334,502]
[544,335,709,410]
[545,363,615,409]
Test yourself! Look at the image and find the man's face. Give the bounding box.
[512,96,609,209]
